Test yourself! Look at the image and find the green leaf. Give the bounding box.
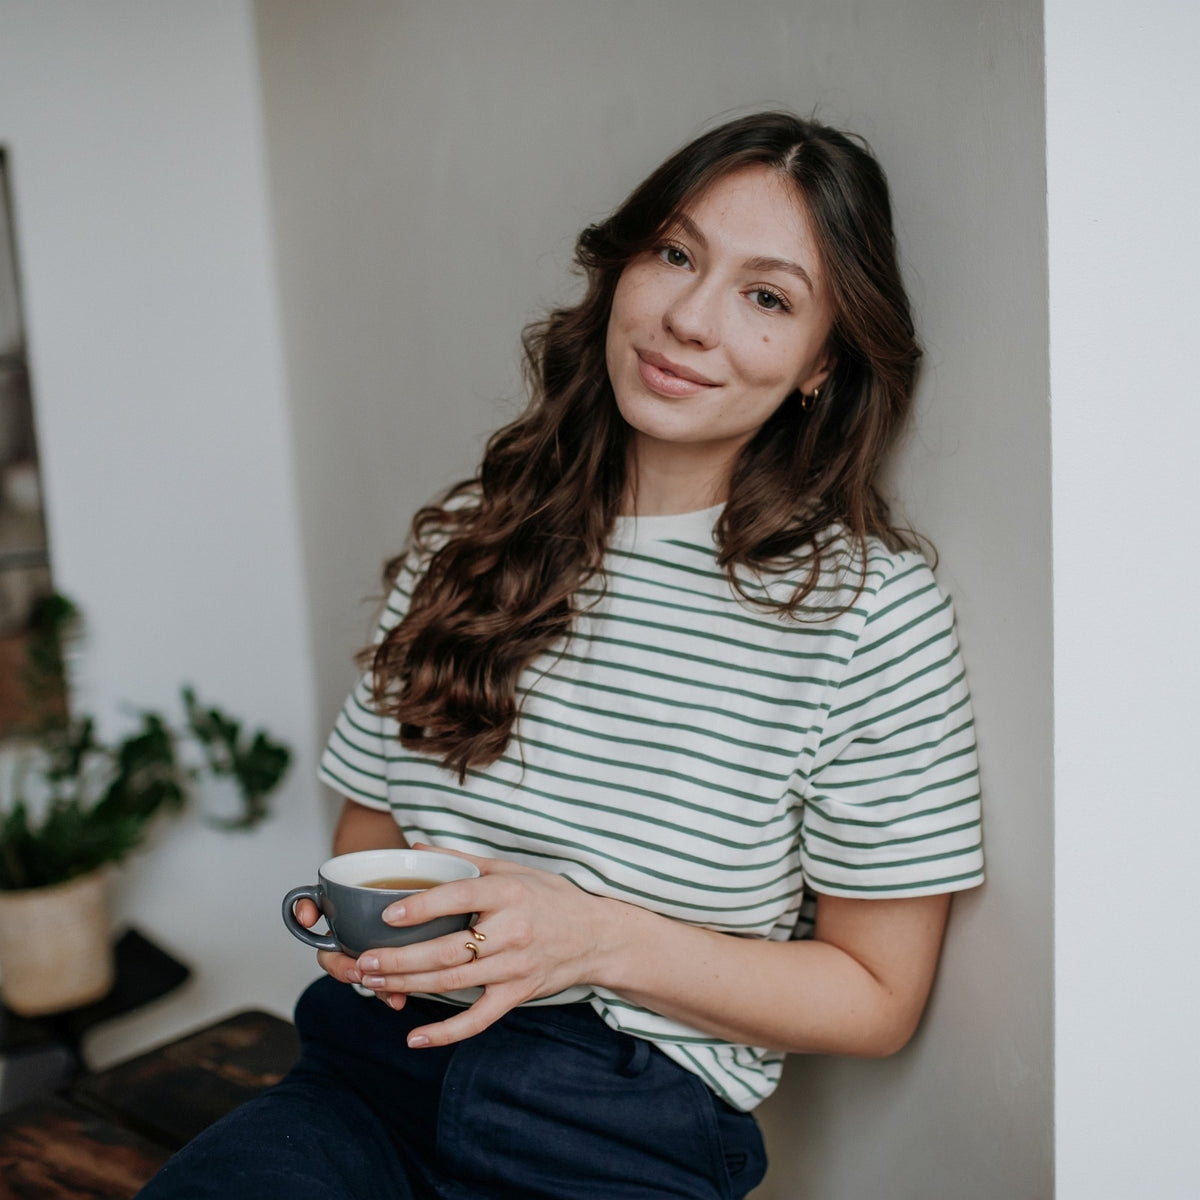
[1,631,293,889]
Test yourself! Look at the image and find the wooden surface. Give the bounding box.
[0,1009,298,1199]
[0,1096,169,1200]
[71,1009,300,1150]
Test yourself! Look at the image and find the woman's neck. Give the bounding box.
[622,443,733,516]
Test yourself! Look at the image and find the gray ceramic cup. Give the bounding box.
[282,848,480,957]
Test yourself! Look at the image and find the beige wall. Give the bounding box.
[255,3,1051,1196]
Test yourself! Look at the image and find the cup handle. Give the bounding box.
[282,885,339,951]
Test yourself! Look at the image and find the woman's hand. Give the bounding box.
[297,798,412,989]
[326,805,952,1058]
[353,845,952,1057]
[352,843,614,1047]
[291,897,368,986]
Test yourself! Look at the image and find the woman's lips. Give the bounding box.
[635,352,719,398]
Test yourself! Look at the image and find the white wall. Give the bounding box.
[1047,2,1200,1196]
[0,1,328,1064]
[255,3,1051,1197]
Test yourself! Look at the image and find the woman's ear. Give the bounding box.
[798,349,837,398]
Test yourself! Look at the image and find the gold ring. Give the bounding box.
[470,927,487,942]
[464,941,480,961]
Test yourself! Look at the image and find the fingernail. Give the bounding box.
[382,904,406,922]
[408,1034,430,1048]
[363,975,386,989]
[346,968,362,984]
[358,955,379,971]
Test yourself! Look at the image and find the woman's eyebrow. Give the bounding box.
[743,255,815,294]
[673,213,815,294]
[674,212,708,247]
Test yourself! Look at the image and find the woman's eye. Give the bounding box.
[659,245,690,268]
[751,289,787,312]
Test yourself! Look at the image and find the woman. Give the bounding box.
[141,111,982,1200]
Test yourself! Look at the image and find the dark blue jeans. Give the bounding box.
[137,976,767,1199]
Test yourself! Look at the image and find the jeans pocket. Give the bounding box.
[435,1013,733,1199]
[710,1094,769,1199]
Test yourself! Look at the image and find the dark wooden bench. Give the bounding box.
[0,1008,300,1199]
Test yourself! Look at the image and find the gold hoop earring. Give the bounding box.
[800,386,820,412]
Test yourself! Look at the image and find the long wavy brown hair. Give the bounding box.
[369,111,923,778]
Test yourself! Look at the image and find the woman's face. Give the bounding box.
[605,164,836,508]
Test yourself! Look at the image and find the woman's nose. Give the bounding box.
[662,281,720,349]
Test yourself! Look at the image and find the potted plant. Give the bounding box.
[0,595,291,1015]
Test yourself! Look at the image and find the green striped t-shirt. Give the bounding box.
[318,504,984,1111]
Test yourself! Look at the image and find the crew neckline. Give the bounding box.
[611,502,724,547]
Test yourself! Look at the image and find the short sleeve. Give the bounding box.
[799,554,984,898]
[316,555,419,812]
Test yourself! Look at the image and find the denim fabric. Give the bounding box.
[137,975,767,1199]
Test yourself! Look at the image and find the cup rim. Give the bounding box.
[318,847,480,890]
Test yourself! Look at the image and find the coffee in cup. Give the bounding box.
[282,848,479,956]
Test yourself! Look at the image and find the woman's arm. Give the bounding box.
[592,887,950,1057]
[332,796,409,854]
[347,850,951,1057]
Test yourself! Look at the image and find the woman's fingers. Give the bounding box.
[316,947,363,985]
[350,862,601,1049]
[299,899,363,983]
[359,956,487,996]
[404,984,525,1048]
[357,927,487,990]
[380,870,525,928]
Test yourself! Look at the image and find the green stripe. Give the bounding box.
[522,672,814,738]
[512,732,781,805]
[814,767,980,811]
[333,710,390,758]
[804,818,980,853]
[671,1045,743,1099]
[599,570,865,624]
[519,685,806,761]
[578,598,855,661]
[815,742,978,791]
[398,801,803,903]
[441,747,788,829]
[804,789,982,828]
[804,865,983,894]
[567,633,827,687]
[553,648,824,710]
[320,740,385,785]
[389,766,797,843]
[862,561,934,624]
[833,706,973,760]
[830,658,965,724]
[835,629,955,702]
[849,692,972,746]
[318,756,385,805]
[518,711,795,782]
[802,840,982,873]
[830,671,968,746]
[863,589,948,652]
[854,604,952,677]
[403,826,801,932]
[605,555,870,619]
